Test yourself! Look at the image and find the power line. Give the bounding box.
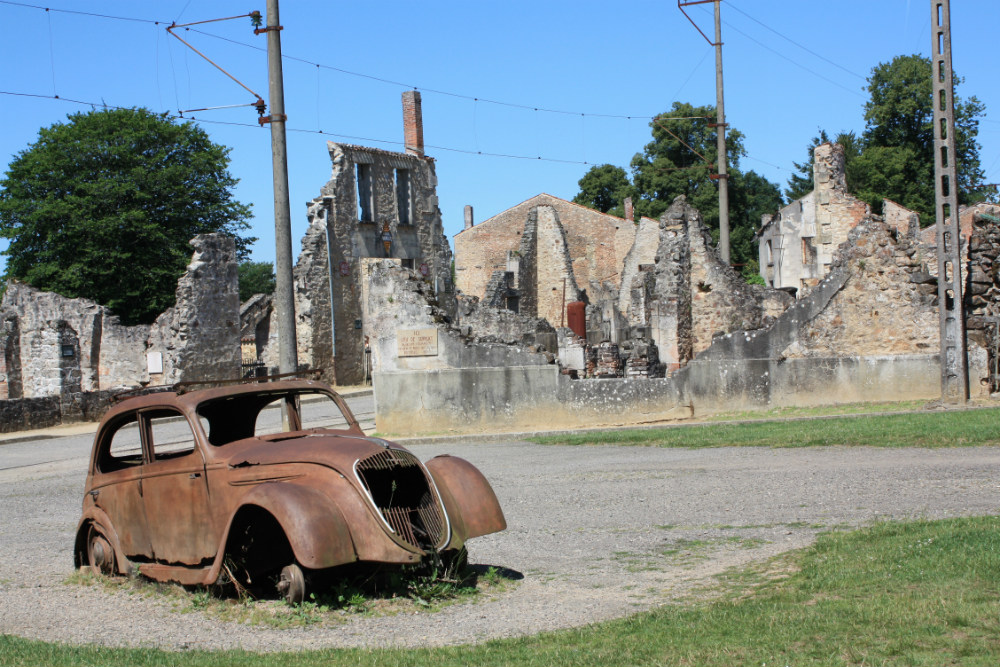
[693,4,863,98]
[0,1,677,123]
[726,1,866,81]
[0,89,789,175]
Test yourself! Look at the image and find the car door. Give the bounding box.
[139,408,217,565]
[91,413,153,559]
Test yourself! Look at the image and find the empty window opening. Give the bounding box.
[395,169,412,225]
[356,164,374,222]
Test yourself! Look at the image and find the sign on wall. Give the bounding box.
[397,328,439,357]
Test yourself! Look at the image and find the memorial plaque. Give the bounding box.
[397,328,439,357]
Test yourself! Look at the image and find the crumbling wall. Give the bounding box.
[758,143,870,294]
[619,216,660,321]
[145,234,241,384]
[534,206,583,325]
[366,261,553,376]
[454,193,634,301]
[0,233,240,400]
[645,197,791,368]
[965,210,1000,394]
[290,141,453,385]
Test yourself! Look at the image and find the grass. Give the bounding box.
[7,516,1000,665]
[530,406,1000,448]
[63,553,517,629]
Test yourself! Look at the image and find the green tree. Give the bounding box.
[573,164,633,217]
[575,102,782,271]
[852,54,986,219]
[238,261,275,302]
[0,108,253,325]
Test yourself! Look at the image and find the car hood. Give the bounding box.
[218,432,411,475]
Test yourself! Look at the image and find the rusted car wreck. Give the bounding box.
[74,376,506,603]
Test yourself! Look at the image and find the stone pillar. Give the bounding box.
[402,91,424,157]
[464,204,474,230]
[624,197,634,224]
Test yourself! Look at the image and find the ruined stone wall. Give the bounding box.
[146,234,241,384]
[784,220,939,358]
[365,261,553,377]
[619,216,660,321]
[297,141,452,385]
[883,199,920,240]
[965,210,1000,393]
[0,233,240,405]
[454,193,633,300]
[647,197,790,366]
[534,206,583,325]
[758,143,869,294]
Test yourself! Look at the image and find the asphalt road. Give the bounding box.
[2,414,999,651]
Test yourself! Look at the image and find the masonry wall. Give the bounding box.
[619,216,660,321]
[454,193,635,301]
[280,141,453,385]
[0,234,241,429]
[759,143,870,294]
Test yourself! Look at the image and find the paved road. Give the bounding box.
[2,421,999,651]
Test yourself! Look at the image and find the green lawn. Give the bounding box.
[530,406,1000,448]
[4,516,1000,666]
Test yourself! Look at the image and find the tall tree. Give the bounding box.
[573,164,632,217]
[574,102,782,271]
[852,54,986,219]
[238,261,276,303]
[0,108,253,324]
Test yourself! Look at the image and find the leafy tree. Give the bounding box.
[0,108,253,325]
[574,102,782,271]
[238,261,275,302]
[573,164,632,217]
[853,54,986,219]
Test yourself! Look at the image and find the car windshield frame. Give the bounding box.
[195,389,361,446]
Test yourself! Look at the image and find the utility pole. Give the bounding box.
[260,0,298,375]
[678,0,730,264]
[713,0,730,265]
[930,0,968,402]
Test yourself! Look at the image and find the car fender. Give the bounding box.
[73,507,130,575]
[229,481,357,570]
[424,455,506,541]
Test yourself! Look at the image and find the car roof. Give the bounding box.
[101,379,338,422]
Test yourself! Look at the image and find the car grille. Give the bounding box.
[355,449,446,550]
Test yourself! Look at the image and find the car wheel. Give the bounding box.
[87,526,115,576]
[276,563,306,605]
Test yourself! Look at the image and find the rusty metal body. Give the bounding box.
[74,379,505,590]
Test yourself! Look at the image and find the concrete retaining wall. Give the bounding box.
[374,353,941,436]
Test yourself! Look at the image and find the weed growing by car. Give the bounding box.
[67,548,518,629]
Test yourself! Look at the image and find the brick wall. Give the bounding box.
[454,193,635,301]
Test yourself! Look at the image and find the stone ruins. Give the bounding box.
[0,234,240,431]
[3,99,999,436]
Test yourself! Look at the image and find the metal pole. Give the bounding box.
[714,0,730,265]
[265,0,298,376]
[930,0,968,402]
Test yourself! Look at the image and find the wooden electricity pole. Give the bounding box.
[678,0,730,264]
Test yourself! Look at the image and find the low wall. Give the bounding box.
[0,389,115,434]
[373,354,941,436]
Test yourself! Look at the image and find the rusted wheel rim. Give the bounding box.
[87,528,115,576]
[276,564,306,605]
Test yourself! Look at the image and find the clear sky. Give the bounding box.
[1,0,998,272]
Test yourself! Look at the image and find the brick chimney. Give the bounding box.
[624,197,634,224]
[402,90,424,157]
[464,205,474,230]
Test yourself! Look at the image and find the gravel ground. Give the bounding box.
[2,435,999,652]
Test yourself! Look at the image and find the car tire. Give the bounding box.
[277,563,306,605]
[86,526,116,576]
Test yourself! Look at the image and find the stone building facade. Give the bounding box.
[0,233,240,404]
[249,91,455,386]
[454,193,637,306]
[757,143,870,295]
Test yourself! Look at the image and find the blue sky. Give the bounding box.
[1,0,998,271]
